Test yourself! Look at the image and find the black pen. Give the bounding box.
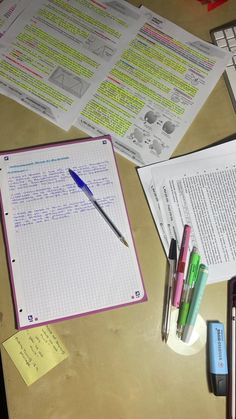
[162,239,177,343]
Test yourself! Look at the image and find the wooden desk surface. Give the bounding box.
[0,1,236,418]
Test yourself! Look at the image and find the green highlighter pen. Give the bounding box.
[177,246,200,337]
[182,264,208,343]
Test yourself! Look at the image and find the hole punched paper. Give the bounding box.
[0,135,146,329]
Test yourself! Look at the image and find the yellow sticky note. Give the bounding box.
[3,325,69,385]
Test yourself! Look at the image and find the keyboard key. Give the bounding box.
[214,30,224,39]
[225,28,234,39]
[228,38,236,48]
[217,38,227,47]
[210,20,236,112]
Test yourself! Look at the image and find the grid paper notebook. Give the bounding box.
[0,136,146,329]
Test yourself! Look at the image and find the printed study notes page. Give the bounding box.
[75,6,231,165]
[0,0,31,38]
[0,136,146,329]
[0,1,231,165]
[0,0,145,130]
[138,136,236,285]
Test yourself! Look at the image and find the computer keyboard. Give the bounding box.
[210,20,236,112]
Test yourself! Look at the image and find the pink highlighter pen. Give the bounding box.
[173,224,191,308]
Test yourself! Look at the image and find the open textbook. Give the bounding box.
[138,136,236,284]
[0,0,232,165]
[0,136,146,329]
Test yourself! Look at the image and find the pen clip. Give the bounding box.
[178,261,185,273]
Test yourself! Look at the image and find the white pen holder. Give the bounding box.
[167,309,207,356]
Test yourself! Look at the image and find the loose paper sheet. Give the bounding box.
[138,137,236,284]
[0,0,144,130]
[0,136,146,329]
[0,0,30,38]
[2,325,69,385]
[0,1,232,165]
[75,6,232,165]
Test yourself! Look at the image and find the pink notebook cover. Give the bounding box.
[0,135,147,329]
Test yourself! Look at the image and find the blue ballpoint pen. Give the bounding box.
[68,168,128,247]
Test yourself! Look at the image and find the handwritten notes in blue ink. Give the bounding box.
[0,136,145,328]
